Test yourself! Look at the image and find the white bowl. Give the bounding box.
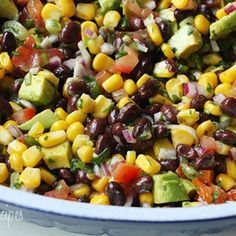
[0,185,236,236]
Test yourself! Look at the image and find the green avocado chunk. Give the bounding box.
[98,0,121,13]
[18,73,56,106]
[153,171,190,204]
[180,178,196,196]
[42,141,72,170]
[0,0,18,19]
[210,11,236,39]
[18,109,59,131]
[168,25,202,59]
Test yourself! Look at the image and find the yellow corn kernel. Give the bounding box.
[67,122,84,142]
[177,109,200,126]
[39,130,67,148]
[72,134,93,154]
[22,146,43,168]
[147,23,163,46]
[196,120,217,138]
[139,192,153,206]
[166,78,183,103]
[215,83,233,97]
[40,168,57,185]
[153,138,173,157]
[92,53,114,72]
[177,74,190,84]
[92,177,109,193]
[149,94,173,105]
[55,0,76,17]
[95,9,104,27]
[161,43,175,59]
[81,21,98,42]
[204,101,223,116]
[226,158,236,181]
[0,52,14,73]
[66,110,87,124]
[117,97,133,109]
[215,141,232,156]
[216,173,236,191]
[87,35,104,55]
[171,0,189,9]
[124,79,138,95]
[136,74,151,89]
[90,193,110,205]
[3,120,18,129]
[103,11,121,28]
[28,122,45,138]
[219,65,236,84]
[73,183,91,198]
[0,163,9,183]
[194,14,210,35]
[158,0,171,9]
[77,93,95,113]
[126,151,136,165]
[41,3,61,20]
[93,95,113,119]
[9,102,22,113]
[54,107,68,120]
[7,140,27,156]
[0,68,5,79]
[216,8,227,19]
[203,53,223,66]
[9,153,24,173]
[136,154,161,175]
[19,167,41,189]
[38,70,59,86]
[76,3,96,21]
[61,17,71,26]
[50,120,69,132]
[77,145,94,163]
[102,74,124,93]
[177,96,192,111]
[0,126,14,145]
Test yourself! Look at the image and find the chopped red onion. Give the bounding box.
[112,89,128,102]
[113,135,123,145]
[7,125,23,138]
[29,67,40,75]
[145,0,156,10]
[101,163,111,177]
[229,147,236,161]
[144,14,155,27]
[135,41,148,53]
[213,93,226,105]
[84,28,97,39]
[101,43,115,55]
[210,40,220,52]
[93,165,102,178]
[124,194,134,207]
[18,99,36,110]
[63,58,77,70]
[183,82,198,97]
[154,112,165,123]
[225,3,236,14]
[78,41,91,66]
[48,56,61,66]
[194,145,208,157]
[122,129,136,144]
[158,148,177,161]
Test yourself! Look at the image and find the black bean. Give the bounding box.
[0,96,13,119]
[132,118,152,139]
[213,130,236,146]
[131,57,153,81]
[1,31,16,53]
[36,184,52,195]
[221,97,236,117]
[67,95,79,113]
[160,159,179,172]
[11,79,23,93]
[114,143,127,156]
[152,123,170,139]
[67,80,88,96]
[157,20,172,42]
[139,79,159,99]
[202,0,221,7]
[198,4,212,20]
[58,45,74,60]
[55,98,68,111]
[176,144,198,160]
[106,181,126,206]
[5,158,13,172]
[161,104,179,124]
[58,168,75,185]
[95,134,114,154]
[78,196,90,203]
[19,7,31,26]
[0,154,6,163]
[75,170,92,185]
[11,67,26,79]
[59,21,81,44]
[214,156,226,175]
[199,112,219,123]
[129,17,145,31]
[107,108,119,125]
[142,103,162,115]
[190,95,208,111]
[174,9,195,22]
[130,139,154,154]
[86,118,106,139]
[111,122,126,143]
[130,92,148,108]
[131,176,153,194]
[118,103,141,123]
[190,155,216,170]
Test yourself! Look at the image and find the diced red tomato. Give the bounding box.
[198,170,214,185]
[11,108,36,125]
[113,162,141,184]
[200,136,216,154]
[227,189,236,201]
[192,178,213,204]
[211,185,226,204]
[176,166,186,178]
[47,48,65,62]
[44,180,71,200]
[112,55,139,74]
[14,0,29,6]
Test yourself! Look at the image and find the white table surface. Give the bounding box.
[0,220,235,236]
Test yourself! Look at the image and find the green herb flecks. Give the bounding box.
[83,76,101,99]
[92,148,111,166]
[71,159,94,173]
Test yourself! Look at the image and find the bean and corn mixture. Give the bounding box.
[0,0,235,207]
